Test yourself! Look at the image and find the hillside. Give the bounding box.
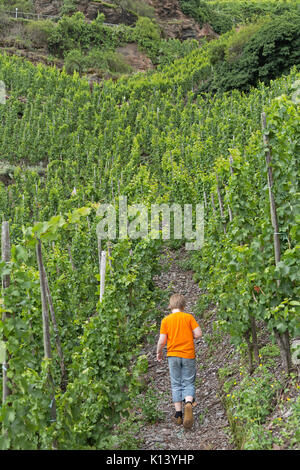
[0,0,217,76]
[34,0,209,41]
[0,0,299,452]
[0,0,299,87]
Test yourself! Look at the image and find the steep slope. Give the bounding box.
[0,0,219,76]
[33,0,218,40]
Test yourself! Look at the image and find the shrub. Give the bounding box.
[0,7,11,32]
[242,12,300,83]
[48,12,92,55]
[224,21,265,63]
[179,0,234,33]
[85,48,132,74]
[133,16,161,51]
[64,47,132,75]
[179,0,213,27]
[25,20,56,47]
[156,38,199,67]
[208,35,228,65]
[208,12,300,92]
[47,12,126,56]
[180,0,300,35]
[83,47,108,70]
[103,50,132,73]
[64,48,85,74]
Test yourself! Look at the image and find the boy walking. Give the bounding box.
[156,294,202,429]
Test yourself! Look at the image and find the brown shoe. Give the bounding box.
[183,402,193,429]
[172,415,183,425]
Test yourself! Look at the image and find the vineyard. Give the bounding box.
[0,0,299,451]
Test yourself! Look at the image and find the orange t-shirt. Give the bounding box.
[160,311,199,359]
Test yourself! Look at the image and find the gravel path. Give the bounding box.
[138,247,236,450]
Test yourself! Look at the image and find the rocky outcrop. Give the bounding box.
[34,1,137,25]
[34,0,62,17]
[33,1,218,41]
[144,0,218,41]
[78,1,137,24]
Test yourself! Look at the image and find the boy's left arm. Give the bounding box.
[156,334,167,362]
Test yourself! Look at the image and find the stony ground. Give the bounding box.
[137,247,236,450]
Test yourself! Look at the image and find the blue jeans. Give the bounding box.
[167,356,196,403]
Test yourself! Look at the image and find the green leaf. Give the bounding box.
[7,410,15,423]
[14,245,28,262]
[48,215,66,228]
[0,435,10,450]
[276,322,287,334]
[67,206,91,224]
[275,261,290,276]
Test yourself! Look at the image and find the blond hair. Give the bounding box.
[168,293,186,311]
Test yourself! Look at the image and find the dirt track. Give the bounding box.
[138,247,236,450]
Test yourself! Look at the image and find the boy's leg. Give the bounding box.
[181,358,196,429]
[174,401,182,411]
[168,356,183,404]
[168,357,183,424]
[181,358,196,401]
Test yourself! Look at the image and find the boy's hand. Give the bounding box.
[156,352,163,362]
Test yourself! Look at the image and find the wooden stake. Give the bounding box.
[1,221,11,405]
[97,236,101,302]
[43,266,67,391]
[244,328,254,375]
[210,193,216,215]
[67,244,76,271]
[36,240,52,360]
[1,222,10,290]
[227,154,234,221]
[261,112,292,374]
[216,174,226,234]
[227,201,233,222]
[229,153,234,176]
[261,113,281,266]
[36,239,57,441]
[203,190,207,209]
[250,314,259,364]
